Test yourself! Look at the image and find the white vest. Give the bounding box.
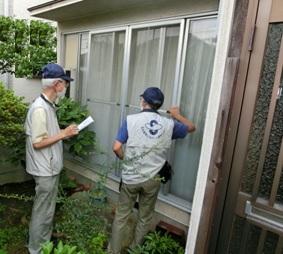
[25,96,63,176]
[122,111,174,184]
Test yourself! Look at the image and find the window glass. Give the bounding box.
[86,31,126,167]
[64,34,79,99]
[127,25,180,113]
[170,18,218,201]
[82,17,218,203]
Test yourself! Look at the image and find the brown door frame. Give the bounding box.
[194,0,259,252]
[193,0,282,253]
[210,0,281,253]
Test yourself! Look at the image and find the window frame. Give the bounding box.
[61,12,218,211]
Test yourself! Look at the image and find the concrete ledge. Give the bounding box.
[0,164,31,185]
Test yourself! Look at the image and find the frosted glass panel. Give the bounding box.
[87,32,125,102]
[170,18,218,201]
[86,31,125,168]
[127,25,180,110]
[78,33,89,102]
[87,102,120,167]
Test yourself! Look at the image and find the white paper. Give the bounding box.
[78,116,94,131]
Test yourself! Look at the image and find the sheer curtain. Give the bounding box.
[86,32,125,167]
[78,32,89,103]
[127,25,180,113]
[127,27,160,111]
[170,18,218,201]
[82,20,218,202]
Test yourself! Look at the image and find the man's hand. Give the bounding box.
[33,124,79,149]
[113,140,124,160]
[61,124,79,139]
[168,106,181,118]
[168,106,196,133]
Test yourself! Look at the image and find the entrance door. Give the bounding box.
[216,0,283,253]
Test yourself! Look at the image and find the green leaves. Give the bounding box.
[0,85,96,164]
[41,241,86,254]
[0,17,56,77]
[41,241,54,254]
[54,191,109,253]
[0,83,28,163]
[128,231,185,254]
[89,233,108,254]
[57,98,96,158]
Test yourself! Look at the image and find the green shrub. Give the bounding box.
[128,231,184,254]
[0,226,28,252]
[54,190,110,253]
[0,16,56,78]
[0,83,28,164]
[57,97,96,158]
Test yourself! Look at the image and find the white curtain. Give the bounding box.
[86,32,125,167]
[170,18,218,201]
[127,27,160,109]
[127,25,180,112]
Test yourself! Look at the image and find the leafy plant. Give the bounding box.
[59,169,77,190]
[0,204,6,214]
[0,83,28,164]
[57,97,96,158]
[89,233,108,254]
[41,241,86,254]
[41,241,54,254]
[0,226,28,252]
[128,231,185,254]
[0,16,56,77]
[54,170,111,253]
[54,188,110,253]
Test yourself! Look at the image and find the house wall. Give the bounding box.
[0,0,4,15]
[58,0,218,33]
[11,78,42,103]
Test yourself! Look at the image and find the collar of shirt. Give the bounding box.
[40,93,57,109]
[141,108,159,114]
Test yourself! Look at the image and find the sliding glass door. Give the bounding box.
[84,16,218,203]
[85,30,126,167]
[171,18,218,201]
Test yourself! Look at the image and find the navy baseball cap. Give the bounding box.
[41,63,74,82]
[140,87,164,107]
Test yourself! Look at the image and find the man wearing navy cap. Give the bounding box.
[25,63,78,254]
[109,87,196,253]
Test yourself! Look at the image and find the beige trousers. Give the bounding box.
[109,178,160,254]
[28,175,60,254]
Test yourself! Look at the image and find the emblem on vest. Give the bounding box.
[141,119,164,138]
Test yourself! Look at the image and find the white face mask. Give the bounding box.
[140,101,144,111]
[56,87,66,99]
